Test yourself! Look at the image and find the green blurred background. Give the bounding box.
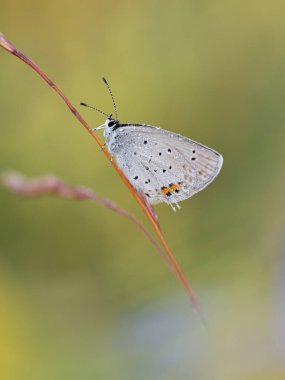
[1,1,285,379]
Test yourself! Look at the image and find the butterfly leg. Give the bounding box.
[176,203,181,210]
[100,142,107,152]
[97,142,112,164]
[88,124,105,132]
[169,202,181,212]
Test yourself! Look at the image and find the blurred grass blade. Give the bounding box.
[2,171,176,270]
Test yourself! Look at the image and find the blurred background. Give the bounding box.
[1,1,285,379]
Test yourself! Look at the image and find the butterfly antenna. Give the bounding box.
[102,77,118,119]
[80,102,109,118]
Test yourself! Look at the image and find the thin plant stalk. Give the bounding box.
[0,33,203,319]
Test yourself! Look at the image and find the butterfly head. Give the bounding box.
[103,116,120,138]
[106,115,119,128]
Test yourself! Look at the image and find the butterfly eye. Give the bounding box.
[108,120,116,128]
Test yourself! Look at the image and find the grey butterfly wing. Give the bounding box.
[109,124,223,205]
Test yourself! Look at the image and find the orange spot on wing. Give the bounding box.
[161,186,169,196]
[161,183,183,196]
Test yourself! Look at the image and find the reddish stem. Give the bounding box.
[0,32,203,320]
